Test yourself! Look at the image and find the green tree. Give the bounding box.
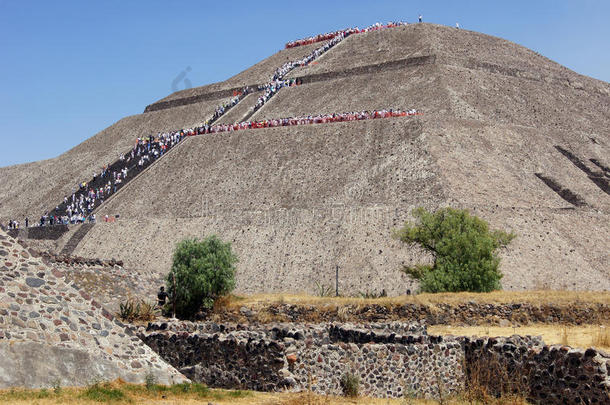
[167,235,237,318]
[392,207,515,293]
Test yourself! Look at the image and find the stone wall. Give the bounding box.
[464,336,610,404]
[0,229,186,388]
[211,301,610,326]
[139,321,610,403]
[140,322,464,399]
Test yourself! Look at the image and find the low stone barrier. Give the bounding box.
[139,321,610,403]
[212,301,610,326]
[464,336,610,404]
[140,322,463,399]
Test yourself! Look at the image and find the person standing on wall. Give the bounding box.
[157,286,169,307]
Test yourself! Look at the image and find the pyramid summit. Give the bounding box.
[0,23,608,297]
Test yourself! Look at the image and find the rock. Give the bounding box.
[239,307,254,317]
[25,278,45,288]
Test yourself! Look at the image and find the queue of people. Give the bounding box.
[188,108,419,135]
[44,131,187,223]
[274,33,346,80]
[285,21,408,48]
[35,26,420,226]
[248,31,347,117]
[5,219,21,229]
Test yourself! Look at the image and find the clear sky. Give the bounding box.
[1,0,608,167]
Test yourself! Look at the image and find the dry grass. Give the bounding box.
[221,290,610,308]
[462,355,530,405]
[0,382,444,405]
[593,325,610,347]
[208,291,610,325]
[0,386,530,405]
[429,324,610,350]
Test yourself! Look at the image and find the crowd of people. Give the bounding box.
[187,108,418,135]
[285,21,408,48]
[5,219,23,229]
[248,32,347,117]
[33,24,421,226]
[209,88,252,123]
[33,83,254,227]
[40,131,187,225]
[274,33,346,80]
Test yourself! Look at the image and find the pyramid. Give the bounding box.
[0,23,608,296]
[0,228,186,388]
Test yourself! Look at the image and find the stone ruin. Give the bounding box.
[140,321,462,398]
[140,320,610,403]
[0,228,185,388]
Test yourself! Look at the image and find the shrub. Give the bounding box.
[117,299,157,322]
[167,235,237,319]
[314,280,333,297]
[145,371,157,391]
[51,379,62,395]
[340,371,359,397]
[37,389,50,399]
[393,207,514,293]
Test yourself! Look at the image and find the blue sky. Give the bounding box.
[1,0,608,167]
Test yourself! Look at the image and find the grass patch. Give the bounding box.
[0,381,526,405]
[81,383,128,402]
[124,381,211,397]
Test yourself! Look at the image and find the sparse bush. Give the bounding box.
[145,371,157,390]
[464,351,531,404]
[37,388,50,399]
[136,300,156,322]
[314,280,333,297]
[117,298,157,322]
[358,289,387,299]
[340,371,359,397]
[593,326,610,348]
[393,207,515,293]
[52,378,62,395]
[168,235,237,319]
[118,299,137,321]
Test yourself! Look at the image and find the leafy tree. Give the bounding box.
[166,235,237,318]
[392,207,515,293]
